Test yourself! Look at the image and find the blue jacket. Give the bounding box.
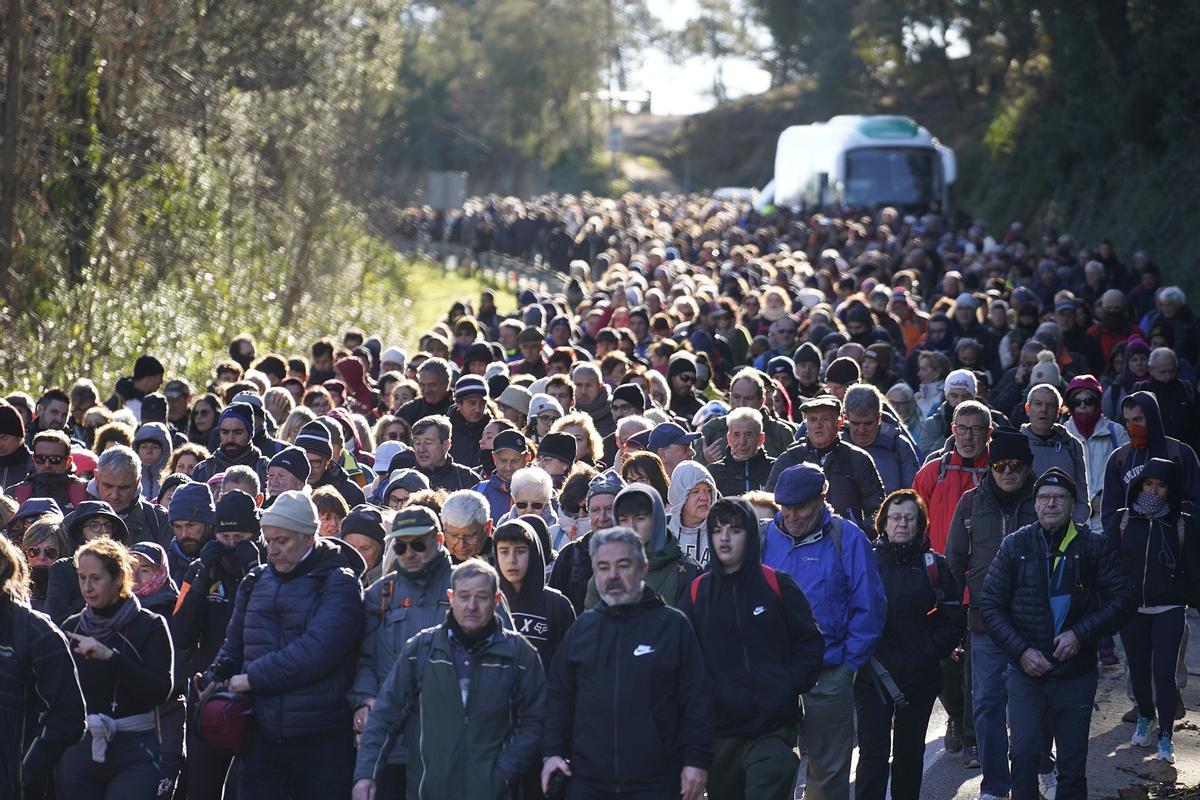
[842,421,919,497]
[760,508,887,672]
[474,475,511,522]
[217,537,365,741]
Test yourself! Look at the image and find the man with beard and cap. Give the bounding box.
[353,559,544,800]
[650,421,702,480]
[449,374,493,469]
[494,518,575,667]
[708,407,776,496]
[761,463,886,800]
[541,526,713,800]
[341,505,387,587]
[473,429,528,520]
[667,352,706,420]
[584,483,702,609]
[980,468,1133,800]
[794,341,828,400]
[8,429,88,511]
[264,445,311,504]
[173,489,263,800]
[231,390,286,457]
[1101,391,1200,528]
[0,400,33,489]
[190,402,270,487]
[571,362,616,438]
[410,415,481,492]
[167,481,216,583]
[132,421,172,501]
[396,357,454,425]
[679,497,825,800]
[295,419,367,507]
[549,471,625,613]
[667,460,718,567]
[945,428,1053,789]
[767,395,885,538]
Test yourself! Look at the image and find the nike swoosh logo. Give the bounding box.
[633,645,654,656]
[753,606,765,616]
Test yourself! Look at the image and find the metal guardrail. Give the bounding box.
[392,237,569,297]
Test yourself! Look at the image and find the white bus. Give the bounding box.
[771,115,957,213]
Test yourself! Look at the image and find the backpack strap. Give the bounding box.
[688,573,707,605]
[1107,421,1120,451]
[1119,508,1130,538]
[760,565,783,602]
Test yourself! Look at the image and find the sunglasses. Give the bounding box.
[514,501,546,512]
[26,546,59,559]
[1068,397,1097,409]
[991,459,1026,473]
[33,454,66,465]
[392,538,429,555]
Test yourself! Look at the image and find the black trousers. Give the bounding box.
[1123,607,1186,737]
[854,677,939,800]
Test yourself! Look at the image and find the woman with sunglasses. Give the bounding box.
[1063,375,1129,529]
[45,500,131,624]
[21,515,71,612]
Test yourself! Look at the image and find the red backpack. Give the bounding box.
[689,564,782,604]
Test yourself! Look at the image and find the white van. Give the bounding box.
[771,115,956,213]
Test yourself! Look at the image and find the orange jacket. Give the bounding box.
[913,446,990,554]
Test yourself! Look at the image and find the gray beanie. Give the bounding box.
[260,490,318,536]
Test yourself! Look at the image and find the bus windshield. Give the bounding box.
[843,148,940,209]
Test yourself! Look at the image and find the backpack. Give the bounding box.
[936,450,988,485]
[689,564,782,605]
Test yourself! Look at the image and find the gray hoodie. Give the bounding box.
[133,422,172,502]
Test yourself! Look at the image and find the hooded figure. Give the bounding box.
[666,461,719,567]
[679,498,825,742]
[494,519,576,667]
[585,483,702,609]
[1100,391,1200,528]
[335,356,378,418]
[132,422,172,501]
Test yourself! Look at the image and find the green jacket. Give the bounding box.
[354,618,546,799]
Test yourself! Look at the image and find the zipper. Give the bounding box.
[1142,521,1152,607]
[732,583,751,674]
[612,620,622,792]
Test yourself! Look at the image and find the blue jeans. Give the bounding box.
[1006,668,1097,800]
[971,632,1055,797]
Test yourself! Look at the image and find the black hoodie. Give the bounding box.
[678,498,825,740]
[496,521,576,667]
[1100,390,1200,527]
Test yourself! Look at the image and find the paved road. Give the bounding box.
[792,611,1200,799]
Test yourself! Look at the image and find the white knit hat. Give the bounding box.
[260,490,318,536]
[944,368,977,396]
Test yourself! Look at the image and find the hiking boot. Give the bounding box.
[1038,770,1057,800]
[944,718,963,753]
[1157,733,1175,764]
[1122,705,1139,723]
[1130,716,1154,747]
[962,744,980,768]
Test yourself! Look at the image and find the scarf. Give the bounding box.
[1127,421,1150,449]
[1071,407,1102,440]
[1133,491,1169,518]
[76,595,141,641]
[133,564,169,599]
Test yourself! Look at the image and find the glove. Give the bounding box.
[233,539,262,570]
[198,540,225,570]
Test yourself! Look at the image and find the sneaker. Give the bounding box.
[980,795,1009,800]
[1157,733,1175,764]
[1038,770,1058,800]
[1122,705,1139,723]
[944,718,963,753]
[1131,715,1154,747]
[963,744,980,768]
[1099,645,1119,667]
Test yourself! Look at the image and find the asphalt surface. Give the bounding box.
[791,610,1200,799]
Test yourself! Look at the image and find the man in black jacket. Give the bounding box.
[412,415,482,492]
[190,403,271,487]
[980,468,1133,800]
[707,408,775,497]
[495,519,576,667]
[542,527,713,800]
[766,395,885,537]
[679,498,824,800]
[396,357,453,425]
[448,374,492,470]
[295,420,366,508]
[549,472,624,613]
[0,536,85,800]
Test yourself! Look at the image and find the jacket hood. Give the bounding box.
[1130,457,1180,505]
[704,497,761,578]
[1125,390,1168,456]
[64,501,129,544]
[666,460,717,523]
[281,535,366,582]
[133,422,172,472]
[613,482,668,554]
[496,519,547,606]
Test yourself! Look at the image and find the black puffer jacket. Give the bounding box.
[547,532,593,614]
[766,439,885,537]
[979,521,1133,679]
[421,456,482,493]
[448,406,491,470]
[678,498,824,739]
[708,449,775,497]
[944,473,1037,630]
[865,536,963,695]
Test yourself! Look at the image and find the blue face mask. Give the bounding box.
[1134,490,1169,518]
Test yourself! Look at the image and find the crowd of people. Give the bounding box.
[2,191,1200,800]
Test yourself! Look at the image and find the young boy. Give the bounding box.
[493,519,575,667]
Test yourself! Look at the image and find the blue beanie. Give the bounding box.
[774,463,828,507]
[169,481,217,525]
[218,402,256,438]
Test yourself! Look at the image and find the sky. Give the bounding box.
[633,0,772,116]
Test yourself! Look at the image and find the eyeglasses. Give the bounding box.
[954,425,989,437]
[991,459,1026,474]
[536,413,561,425]
[885,513,917,525]
[386,496,408,509]
[33,454,66,465]
[25,546,59,559]
[83,520,115,533]
[392,538,429,555]
[514,500,545,512]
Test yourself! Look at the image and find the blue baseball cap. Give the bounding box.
[647,422,701,452]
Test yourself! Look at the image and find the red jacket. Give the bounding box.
[913,446,990,554]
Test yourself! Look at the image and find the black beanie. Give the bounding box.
[134,355,165,380]
[825,356,861,385]
[215,490,261,535]
[537,432,577,465]
[667,352,698,379]
[296,421,333,460]
[341,504,387,546]
[988,427,1033,464]
[0,402,25,439]
[793,342,821,366]
[612,383,647,411]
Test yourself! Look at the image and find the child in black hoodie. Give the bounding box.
[494,519,576,668]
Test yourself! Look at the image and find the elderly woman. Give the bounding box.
[497,466,557,529]
[855,490,962,800]
[56,538,174,799]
